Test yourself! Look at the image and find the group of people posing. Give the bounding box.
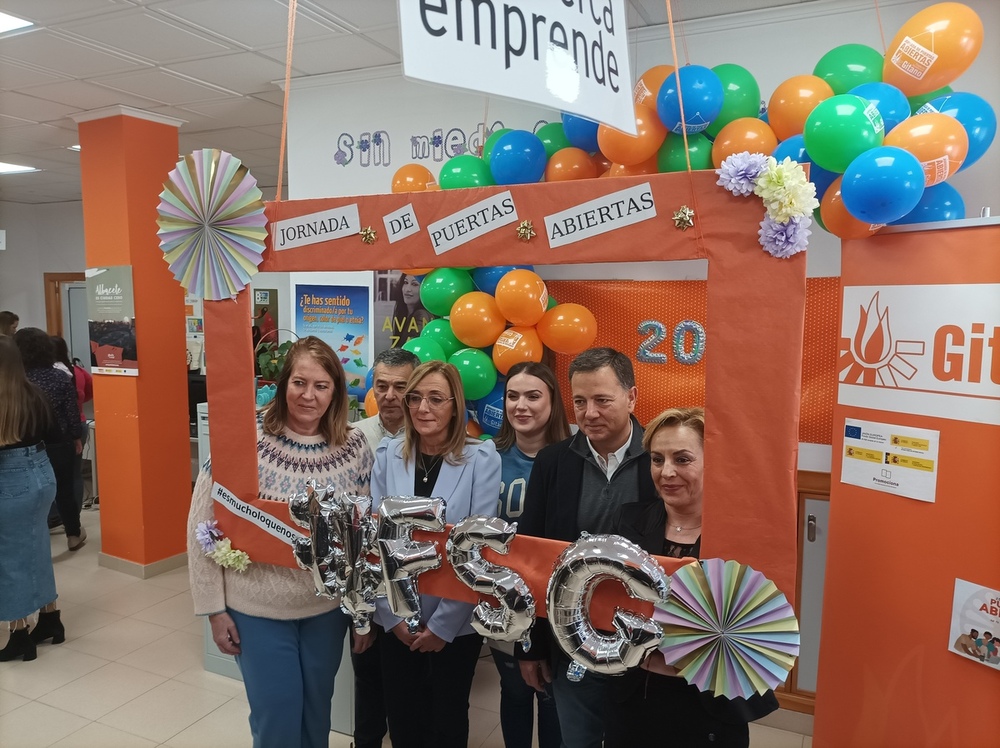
[187,337,777,748]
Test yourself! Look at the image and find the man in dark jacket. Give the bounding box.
[515,347,658,748]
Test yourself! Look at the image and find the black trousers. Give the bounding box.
[351,625,387,748]
[46,441,81,537]
[379,629,483,748]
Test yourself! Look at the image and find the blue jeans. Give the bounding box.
[229,607,349,748]
[491,648,561,748]
[0,445,57,620]
[551,652,610,748]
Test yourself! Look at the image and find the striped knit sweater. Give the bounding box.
[188,418,373,620]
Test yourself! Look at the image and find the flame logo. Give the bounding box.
[840,293,924,387]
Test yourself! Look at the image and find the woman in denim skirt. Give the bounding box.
[0,335,65,662]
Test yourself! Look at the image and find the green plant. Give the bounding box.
[257,339,294,382]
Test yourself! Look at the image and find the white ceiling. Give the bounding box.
[0,0,805,204]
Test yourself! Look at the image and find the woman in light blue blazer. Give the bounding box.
[371,360,501,748]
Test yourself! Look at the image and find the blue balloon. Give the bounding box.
[656,65,724,135]
[841,146,925,225]
[849,82,910,133]
[920,92,997,171]
[561,112,600,152]
[771,135,837,201]
[474,378,506,436]
[890,182,965,225]
[489,130,547,185]
[472,265,533,295]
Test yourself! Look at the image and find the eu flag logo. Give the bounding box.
[845,425,862,439]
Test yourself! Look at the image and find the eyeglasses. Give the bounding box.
[404,393,455,409]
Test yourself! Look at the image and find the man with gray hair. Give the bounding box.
[515,347,658,748]
[350,346,419,748]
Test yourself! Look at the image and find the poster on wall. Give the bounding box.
[252,288,280,348]
[295,284,370,398]
[948,579,1000,670]
[373,270,433,354]
[840,418,939,502]
[86,266,138,376]
[184,292,205,373]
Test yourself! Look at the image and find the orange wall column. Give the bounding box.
[74,106,191,572]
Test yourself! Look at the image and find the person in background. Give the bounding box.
[391,273,432,347]
[0,310,19,336]
[606,407,778,748]
[51,335,93,516]
[371,360,501,748]
[491,361,569,748]
[515,347,657,748]
[0,336,65,662]
[188,336,374,748]
[14,328,84,551]
[350,346,419,748]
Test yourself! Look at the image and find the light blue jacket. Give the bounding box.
[371,435,501,642]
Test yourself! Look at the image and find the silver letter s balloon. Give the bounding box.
[446,515,536,645]
[377,496,446,634]
[547,533,670,679]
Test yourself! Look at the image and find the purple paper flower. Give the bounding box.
[195,520,223,553]
[758,214,812,258]
[716,152,769,197]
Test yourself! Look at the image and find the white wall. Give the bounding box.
[0,201,85,329]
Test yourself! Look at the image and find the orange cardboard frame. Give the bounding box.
[204,170,805,610]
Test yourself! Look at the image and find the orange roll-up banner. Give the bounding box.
[813,221,1000,747]
[204,170,804,609]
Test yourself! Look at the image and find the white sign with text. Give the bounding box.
[544,182,656,248]
[398,0,636,134]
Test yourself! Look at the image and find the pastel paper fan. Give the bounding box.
[156,149,268,300]
[653,558,799,700]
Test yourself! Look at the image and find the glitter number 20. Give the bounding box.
[637,320,706,365]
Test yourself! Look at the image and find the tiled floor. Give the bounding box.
[1,509,813,747]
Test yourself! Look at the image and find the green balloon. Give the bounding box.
[448,347,498,401]
[419,268,475,317]
[657,132,714,172]
[402,336,445,363]
[803,94,884,173]
[482,128,512,164]
[813,206,827,233]
[439,154,495,190]
[907,85,952,113]
[421,318,463,358]
[546,294,558,310]
[705,64,761,138]
[535,122,572,159]
[813,44,884,95]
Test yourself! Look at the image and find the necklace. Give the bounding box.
[418,452,443,483]
[672,523,702,532]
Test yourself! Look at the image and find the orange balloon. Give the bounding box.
[633,64,675,107]
[466,419,483,438]
[402,267,434,275]
[492,326,544,376]
[597,104,667,166]
[536,303,598,355]
[820,176,885,239]
[545,147,598,182]
[768,75,835,141]
[711,118,779,168]
[883,3,983,95]
[494,269,548,326]
[883,112,968,186]
[591,152,612,174]
[608,155,659,177]
[391,163,435,193]
[449,291,507,348]
[364,389,378,417]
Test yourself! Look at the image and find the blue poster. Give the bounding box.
[295,284,370,397]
